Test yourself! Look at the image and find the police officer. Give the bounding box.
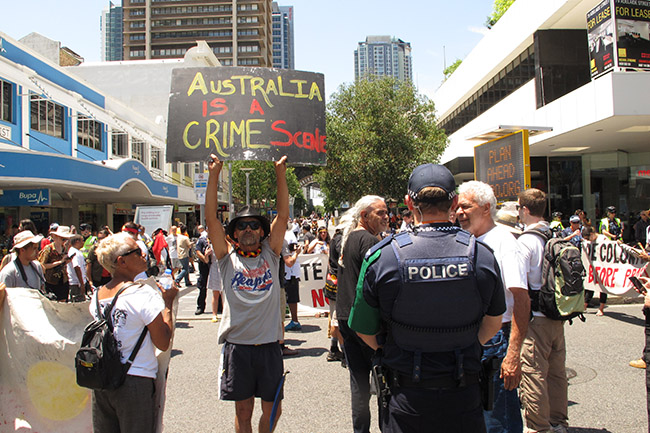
[348,163,505,433]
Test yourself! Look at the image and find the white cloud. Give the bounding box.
[468,26,490,36]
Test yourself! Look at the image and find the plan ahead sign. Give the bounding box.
[167,67,326,165]
[474,130,531,202]
[588,0,650,78]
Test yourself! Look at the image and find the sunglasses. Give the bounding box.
[236,220,261,231]
[116,247,142,261]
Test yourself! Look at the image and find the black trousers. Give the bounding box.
[383,383,485,433]
[196,261,210,310]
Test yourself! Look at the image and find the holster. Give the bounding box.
[371,350,391,412]
[480,355,500,411]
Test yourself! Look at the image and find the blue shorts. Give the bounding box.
[219,342,284,402]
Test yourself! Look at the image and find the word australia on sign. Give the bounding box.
[167,67,326,165]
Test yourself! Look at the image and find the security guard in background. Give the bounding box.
[348,164,505,433]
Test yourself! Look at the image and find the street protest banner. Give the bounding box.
[135,205,174,236]
[474,130,531,202]
[167,67,326,165]
[297,253,330,313]
[581,238,649,296]
[0,283,176,433]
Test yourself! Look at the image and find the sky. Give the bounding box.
[0,0,492,100]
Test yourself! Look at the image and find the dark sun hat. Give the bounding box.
[226,206,271,239]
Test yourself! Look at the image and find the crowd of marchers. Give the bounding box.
[2,159,650,433]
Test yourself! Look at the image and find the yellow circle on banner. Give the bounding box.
[26,361,90,421]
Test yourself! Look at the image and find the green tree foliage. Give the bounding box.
[443,59,463,81]
[230,160,302,209]
[486,0,516,29]
[316,77,447,209]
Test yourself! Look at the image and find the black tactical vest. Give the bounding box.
[386,227,484,353]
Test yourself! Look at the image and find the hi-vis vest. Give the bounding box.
[383,227,484,353]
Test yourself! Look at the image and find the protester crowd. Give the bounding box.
[1,160,650,433]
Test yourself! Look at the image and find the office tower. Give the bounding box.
[101,2,124,61]
[354,35,413,82]
[122,0,273,67]
[271,2,294,69]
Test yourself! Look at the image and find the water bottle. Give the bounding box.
[159,269,174,291]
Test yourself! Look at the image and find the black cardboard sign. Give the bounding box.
[166,67,326,165]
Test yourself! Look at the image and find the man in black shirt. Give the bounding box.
[336,195,389,433]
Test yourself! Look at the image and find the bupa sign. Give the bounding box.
[0,189,50,206]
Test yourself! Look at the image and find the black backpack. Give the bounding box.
[75,283,148,390]
[525,229,586,322]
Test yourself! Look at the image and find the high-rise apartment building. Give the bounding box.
[122,0,273,67]
[354,35,413,82]
[101,2,124,61]
[271,2,294,69]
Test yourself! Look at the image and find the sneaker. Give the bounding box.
[327,350,345,362]
[551,424,568,433]
[211,315,219,323]
[284,321,302,331]
[194,308,204,315]
[630,358,646,369]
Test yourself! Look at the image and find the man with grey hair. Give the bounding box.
[457,180,529,433]
[337,195,389,433]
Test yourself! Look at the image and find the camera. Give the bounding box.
[289,243,299,252]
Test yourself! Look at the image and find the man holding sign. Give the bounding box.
[205,154,288,433]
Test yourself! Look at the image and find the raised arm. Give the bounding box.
[205,155,229,259]
[269,156,289,255]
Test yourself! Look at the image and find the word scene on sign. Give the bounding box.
[167,67,327,166]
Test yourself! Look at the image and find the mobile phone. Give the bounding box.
[630,276,647,295]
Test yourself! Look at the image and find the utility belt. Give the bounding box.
[387,369,479,390]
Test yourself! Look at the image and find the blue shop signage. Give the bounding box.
[0,189,50,206]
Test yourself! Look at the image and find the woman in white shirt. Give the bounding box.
[92,232,178,433]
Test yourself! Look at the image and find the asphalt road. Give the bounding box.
[163,289,647,433]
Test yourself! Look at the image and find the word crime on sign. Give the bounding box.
[166,67,327,165]
[474,130,531,202]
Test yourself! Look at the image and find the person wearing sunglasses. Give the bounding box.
[91,232,178,433]
[205,154,289,433]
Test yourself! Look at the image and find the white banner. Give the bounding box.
[581,239,649,296]
[297,253,331,312]
[0,283,176,432]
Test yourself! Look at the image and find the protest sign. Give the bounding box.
[167,67,326,165]
[134,205,174,236]
[297,253,330,312]
[0,285,176,433]
[581,238,649,296]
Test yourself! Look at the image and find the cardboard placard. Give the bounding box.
[166,67,326,165]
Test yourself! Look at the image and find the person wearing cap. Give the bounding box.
[517,189,570,433]
[549,211,564,237]
[599,206,623,241]
[66,234,87,302]
[561,215,584,248]
[79,223,97,259]
[456,181,527,433]
[205,153,289,433]
[0,230,46,289]
[349,164,505,433]
[298,223,315,248]
[38,225,74,301]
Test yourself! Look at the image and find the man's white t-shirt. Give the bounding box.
[283,230,301,279]
[90,283,164,379]
[517,221,550,317]
[67,246,86,286]
[478,225,526,323]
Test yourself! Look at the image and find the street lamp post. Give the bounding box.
[240,167,254,207]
